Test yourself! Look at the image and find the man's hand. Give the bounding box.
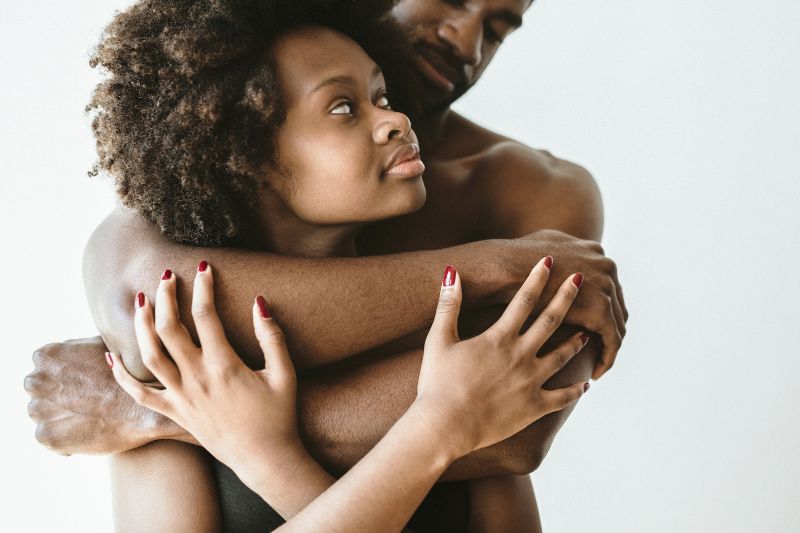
[24,336,184,455]
[497,229,627,380]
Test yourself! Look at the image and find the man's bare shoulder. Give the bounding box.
[448,114,604,240]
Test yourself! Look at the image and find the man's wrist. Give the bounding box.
[466,238,521,306]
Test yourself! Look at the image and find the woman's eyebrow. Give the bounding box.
[309,66,383,95]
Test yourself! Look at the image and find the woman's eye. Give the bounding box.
[331,102,353,115]
[376,95,391,109]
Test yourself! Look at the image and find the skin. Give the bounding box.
[25,1,628,530]
[108,260,589,532]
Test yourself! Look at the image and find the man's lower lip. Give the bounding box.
[415,54,455,93]
[385,158,426,178]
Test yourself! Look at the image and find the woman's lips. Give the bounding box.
[385,156,425,178]
[384,143,425,178]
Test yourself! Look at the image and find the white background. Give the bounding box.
[2,0,799,531]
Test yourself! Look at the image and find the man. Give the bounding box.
[26,0,627,530]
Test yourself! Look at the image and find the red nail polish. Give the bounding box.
[580,333,590,345]
[136,292,145,308]
[198,260,208,272]
[105,352,114,368]
[583,382,590,393]
[161,269,172,281]
[543,256,553,270]
[572,272,584,288]
[256,296,271,319]
[442,265,456,287]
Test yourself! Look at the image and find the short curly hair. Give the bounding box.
[88,0,418,245]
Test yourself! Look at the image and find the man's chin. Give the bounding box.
[418,79,470,116]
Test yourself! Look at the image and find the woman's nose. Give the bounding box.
[373,110,412,144]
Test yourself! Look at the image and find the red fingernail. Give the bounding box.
[161,269,172,281]
[105,352,114,368]
[136,292,145,308]
[580,333,590,345]
[583,382,590,393]
[198,260,208,272]
[572,272,584,288]
[543,256,553,270]
[442,265,456,287]
[256,296,271,319]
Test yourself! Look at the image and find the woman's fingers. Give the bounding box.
[534,331,589,382]
[426,265,462,349]
[107,352,168,413]
[134,292,181,387]
[520,273,583,355]
[191,261,232,358]
[252,297,296,389]
[491,256,552,337]
[541,380,589,414]
[154,270,198,364]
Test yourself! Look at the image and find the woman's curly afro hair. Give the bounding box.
[87,0,418,245]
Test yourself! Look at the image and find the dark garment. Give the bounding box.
[214,459,471,532]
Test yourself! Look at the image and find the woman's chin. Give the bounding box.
[391,177,427,217]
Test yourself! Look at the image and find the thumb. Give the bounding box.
[252,296,296,390]
[427,265,462,348]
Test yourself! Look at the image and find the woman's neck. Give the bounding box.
[249,186,364,258]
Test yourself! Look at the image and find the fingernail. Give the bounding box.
[543,256,553,270]
[105,352,114,368]
[580,333,590,346]
[583,382,590,393]
[442,265,456,287]
[198,260,208,272]
[161,269,172,281]
[572,272,584,288]
[256,296,271,319]
[136,292,145,308]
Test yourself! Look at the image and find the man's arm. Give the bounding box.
[87,207,516,379]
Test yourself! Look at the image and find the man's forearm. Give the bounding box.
[87,209,512,379]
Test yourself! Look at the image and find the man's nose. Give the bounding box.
[373,110,412,144]
[437,14,483,67]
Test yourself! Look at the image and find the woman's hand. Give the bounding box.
[415,257,590,458]
[108,261,301,470]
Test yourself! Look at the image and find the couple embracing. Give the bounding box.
[26,0,628,531]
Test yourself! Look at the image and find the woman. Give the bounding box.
[110,260,588,532]
[86,0,586,529]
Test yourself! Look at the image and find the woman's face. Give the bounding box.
[266,26,427,225]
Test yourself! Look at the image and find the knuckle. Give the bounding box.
[483,327,506,349]
[32,347,48,367]
[141,350,164,370]
[436,296,459,314]
[561,389,577,407]
[517,291,537,309]
[26,399,40,419]
[155,319,181,338]
[192,304,214,319]
[129,386,151,406]
[555,350,570,369]
[261,325,286,344]
[540,311,560,331]
[34,423,55,446]
[23,374,38,394]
